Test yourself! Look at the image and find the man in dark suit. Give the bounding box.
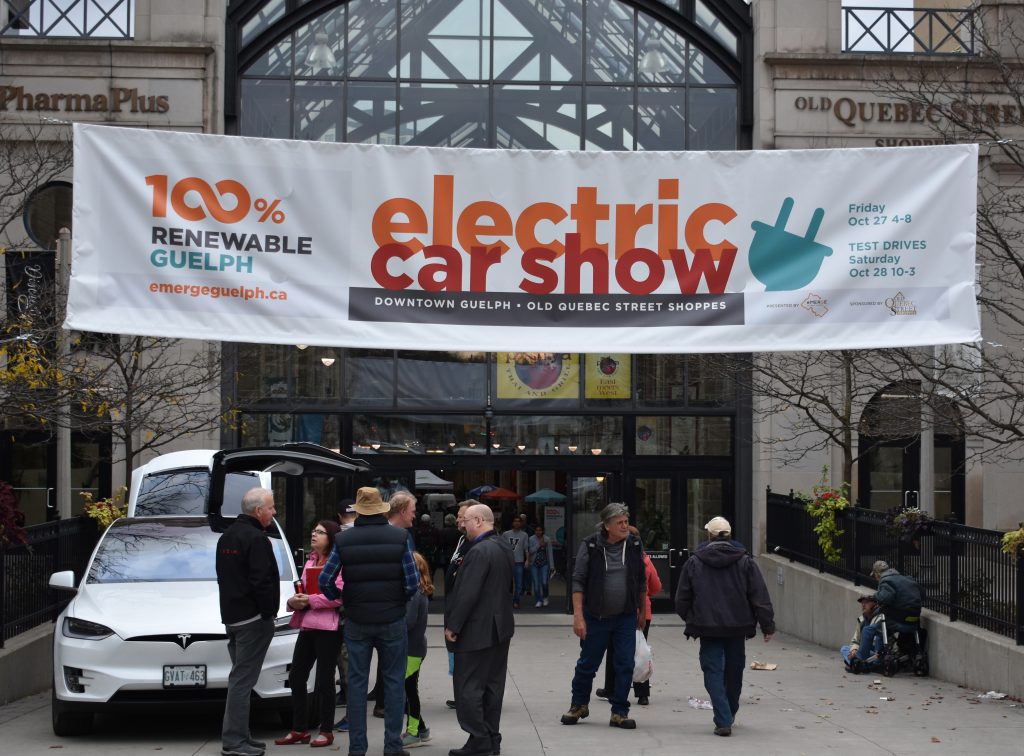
[444,504,515,756]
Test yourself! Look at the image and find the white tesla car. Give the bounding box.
[49,515,299,735]
[49,442,370,736]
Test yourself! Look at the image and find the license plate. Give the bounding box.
[163,664,207,688]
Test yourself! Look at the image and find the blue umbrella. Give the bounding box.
[467,483,498,498]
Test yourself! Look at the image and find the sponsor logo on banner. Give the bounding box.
[885,291,918,316]
[801,293,830,318]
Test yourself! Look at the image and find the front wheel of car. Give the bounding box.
[51,689,94,736]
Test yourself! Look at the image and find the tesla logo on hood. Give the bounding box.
[176,633,193,650]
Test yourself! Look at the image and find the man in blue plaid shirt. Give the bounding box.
[320,487,418,756]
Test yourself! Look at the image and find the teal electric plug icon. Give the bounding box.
[749,197,832,291]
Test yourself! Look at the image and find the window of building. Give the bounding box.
[237,0,740,150]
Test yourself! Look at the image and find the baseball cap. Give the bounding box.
[857,593,877,603]
[705,516,732,538]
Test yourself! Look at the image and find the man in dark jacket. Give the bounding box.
[871,560,924,632]
[319,486,418,756]
[675,516,774,737]
[561,502,646,730]
[444,503,515,756]
[216,487,280,756]
[441,500,475,710]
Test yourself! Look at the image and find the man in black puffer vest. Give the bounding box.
[319,487,418,756]
[560,502,646,731]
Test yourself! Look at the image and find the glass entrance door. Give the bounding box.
[628,472,731,602]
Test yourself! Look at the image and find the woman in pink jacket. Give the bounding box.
[633,534,663,706]
[275,519,344,748]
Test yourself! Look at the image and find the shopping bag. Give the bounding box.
[633,630,653,683]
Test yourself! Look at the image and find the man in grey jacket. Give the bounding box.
[675,516,774,737]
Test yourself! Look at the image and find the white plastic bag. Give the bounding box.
[633,630,653,683]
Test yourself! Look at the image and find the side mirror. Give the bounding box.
[49,570,77,593]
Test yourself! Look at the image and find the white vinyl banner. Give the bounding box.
[67,124,980,352]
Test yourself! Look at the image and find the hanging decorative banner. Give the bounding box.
[496,352,579,400]
[67,124,980,352]
[584,353,631,400]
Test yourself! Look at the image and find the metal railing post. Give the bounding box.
[0,542,6,649]
[1016,542,1023,646]
[949,525,959,623]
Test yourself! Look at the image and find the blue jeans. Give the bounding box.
[570,612,635,716]
[222,618,274,751]
[344,617,408,754]
[698,636,745,728]
[512,563,524,604]
[530,563,550,601]
[840,643,881,670]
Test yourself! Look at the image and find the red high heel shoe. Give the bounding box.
[274,730,311,745]
[310,731,334,748]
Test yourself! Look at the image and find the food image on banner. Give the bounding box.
[584,353,631,400]
[497,353,579,399]
[66,125,981,353]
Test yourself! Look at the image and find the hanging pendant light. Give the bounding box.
[639,39,668,75]
[305,31,337,72]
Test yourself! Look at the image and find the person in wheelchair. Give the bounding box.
[841,593,885,673]
[871,560,929,675]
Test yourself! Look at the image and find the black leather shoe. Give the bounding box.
[637,696,649,706]
[448,747,492,756]
[595,688,609,699]
[449,739,492,756]
[446,699,457,709]
[491,734,502,755]
[372,706,384,718]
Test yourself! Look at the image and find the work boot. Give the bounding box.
[560,704,589,725]
[609,713,636,729]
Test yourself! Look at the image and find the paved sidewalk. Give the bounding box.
[1,614,1022,755]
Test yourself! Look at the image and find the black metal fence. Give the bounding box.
[1,517,99,647]
[767,489,1023,645]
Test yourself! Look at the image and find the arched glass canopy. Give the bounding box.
[230,0,750,151]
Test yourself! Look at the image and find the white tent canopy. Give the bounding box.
[415,469,453,491]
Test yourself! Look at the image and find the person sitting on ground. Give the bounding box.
[840,593,884,673]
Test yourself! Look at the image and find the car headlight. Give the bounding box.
[274,615,298,635]
[63,617,115,640]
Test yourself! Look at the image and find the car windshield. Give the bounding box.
[135,469,261,516]
[87,519,293,583]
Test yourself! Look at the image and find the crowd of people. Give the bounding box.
[221,485,940,754]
